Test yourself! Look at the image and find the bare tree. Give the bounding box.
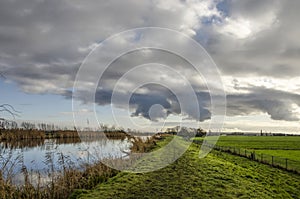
[0,104,20,119]
[21,122,35,130]
[0,72,20,127]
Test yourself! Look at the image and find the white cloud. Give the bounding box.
[217,13,278,39]
[223,76,300,95]
[215,0,279,39]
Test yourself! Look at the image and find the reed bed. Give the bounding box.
[0,129,130,141]
[130,136,158,153]
[0,135,160,199]
[0,156,118,199]
[0,129,45,140]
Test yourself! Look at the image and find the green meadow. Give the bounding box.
[213,136,300,150]
[254,150,300,162]
[209,136,300,162]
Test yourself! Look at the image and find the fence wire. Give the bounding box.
[194,140,300,174]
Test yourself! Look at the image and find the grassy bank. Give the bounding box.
[76,136,300,199]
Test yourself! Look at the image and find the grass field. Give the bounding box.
[207,136,300,150]
[193,135,300,172]
[206,136,300,161]
[74,136,300,199]
[254,150,300,162]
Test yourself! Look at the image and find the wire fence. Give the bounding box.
[194,140,300,174]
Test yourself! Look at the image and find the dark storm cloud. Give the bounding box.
[227,87,300,121]
[70,84,212,122]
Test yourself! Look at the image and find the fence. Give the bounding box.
[194,140,300,174]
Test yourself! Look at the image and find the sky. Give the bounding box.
[0,0,300,133]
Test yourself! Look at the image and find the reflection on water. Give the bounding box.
[0,139,46,149]
[0,138,132,185]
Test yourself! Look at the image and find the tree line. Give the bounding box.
[165,126,207,137]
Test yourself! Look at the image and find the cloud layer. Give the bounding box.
[1,0,300,123]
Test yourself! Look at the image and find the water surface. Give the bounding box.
[0,137,132,184]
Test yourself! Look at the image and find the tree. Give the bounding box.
[10,121,18,129]
[0,104,20,130]
[196,127,206,137]
[100,124,108,132]
[21,122,35,130]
